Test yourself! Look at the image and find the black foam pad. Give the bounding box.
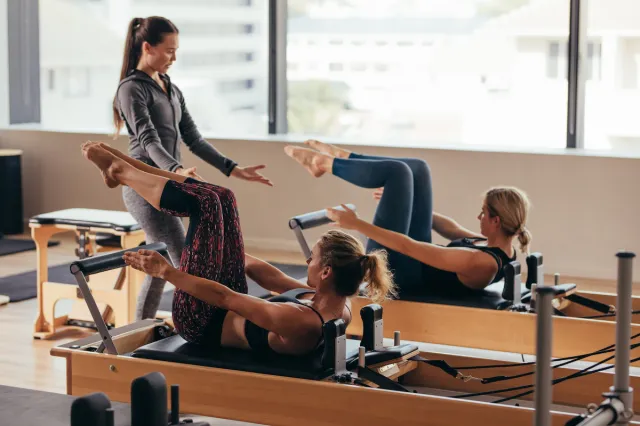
[29,208,140,232]
[70,243,168,276]
[70,392,112,426]
[131,372,168,426]
[132,335,362,380]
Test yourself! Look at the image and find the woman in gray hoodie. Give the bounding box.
[113,16,272,320]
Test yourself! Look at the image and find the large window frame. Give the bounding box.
[2,0,591,149]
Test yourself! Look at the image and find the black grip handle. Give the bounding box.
[69,242,169,277]
[288,204,356,230]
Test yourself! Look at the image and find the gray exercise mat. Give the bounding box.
[0,384,131,426]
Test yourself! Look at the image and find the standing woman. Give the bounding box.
[113,16,273,320]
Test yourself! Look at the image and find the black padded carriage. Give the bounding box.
[399,280,529,310]
[131,331,361,380]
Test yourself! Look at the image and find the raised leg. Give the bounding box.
[82,144,169,211]
[348,153,433,244]
[90,141,189,183]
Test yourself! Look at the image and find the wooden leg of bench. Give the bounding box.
[31,225,66,337]
[120,231,147,323]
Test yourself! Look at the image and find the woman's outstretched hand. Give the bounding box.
[123,249,173,279]
[231,165,274,187]
[327,204,360,230]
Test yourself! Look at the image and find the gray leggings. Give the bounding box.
[123,186,185,320]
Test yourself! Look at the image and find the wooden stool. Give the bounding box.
[29,208,146,339]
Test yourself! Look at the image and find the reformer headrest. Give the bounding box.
[288,204,356,230]
[70,243,169,277]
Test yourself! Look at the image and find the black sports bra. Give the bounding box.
[420,237,516,297]
[244,288,325,356]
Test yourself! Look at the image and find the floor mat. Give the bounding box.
[0,238,60,257]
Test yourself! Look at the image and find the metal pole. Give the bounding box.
[534,286,557,426]
[613,251,635,425]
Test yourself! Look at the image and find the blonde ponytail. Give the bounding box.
[362,250,397,303]
[517,227,532,255]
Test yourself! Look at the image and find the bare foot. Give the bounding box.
[284,146,331,178]
[82,144,124,188]
[304,139,351,159]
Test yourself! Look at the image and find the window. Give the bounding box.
[546,40,600,81]
[286,0,568,148]
[32,0,268,134]
[218,79,255,93]
[585,24,640,151]
[63,68,91,98]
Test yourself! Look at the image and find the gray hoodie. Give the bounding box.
[115,70,237,175]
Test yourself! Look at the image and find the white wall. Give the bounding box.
[1,128,639,282]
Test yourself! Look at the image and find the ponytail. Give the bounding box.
[361,250,397,304]
[113,17,144,136]
[517,227,532,255]
[112,16,179,137]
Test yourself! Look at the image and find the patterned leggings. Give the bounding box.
[158,177,247,345]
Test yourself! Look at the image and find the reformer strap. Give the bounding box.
[566,294,613,315]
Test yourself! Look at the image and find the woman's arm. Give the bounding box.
[327,205,497,285]
[123,250,318,339]
[432,212,484,241]
[117,82,183,172]
[245,254,310,294]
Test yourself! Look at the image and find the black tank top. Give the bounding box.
[421,237,516,297]
[244,288,325,356]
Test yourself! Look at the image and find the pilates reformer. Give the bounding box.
[289,205,640,364]
[52,244,640,425]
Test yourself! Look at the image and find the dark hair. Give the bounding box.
[317,230,397,303]
[113,16,179,136]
